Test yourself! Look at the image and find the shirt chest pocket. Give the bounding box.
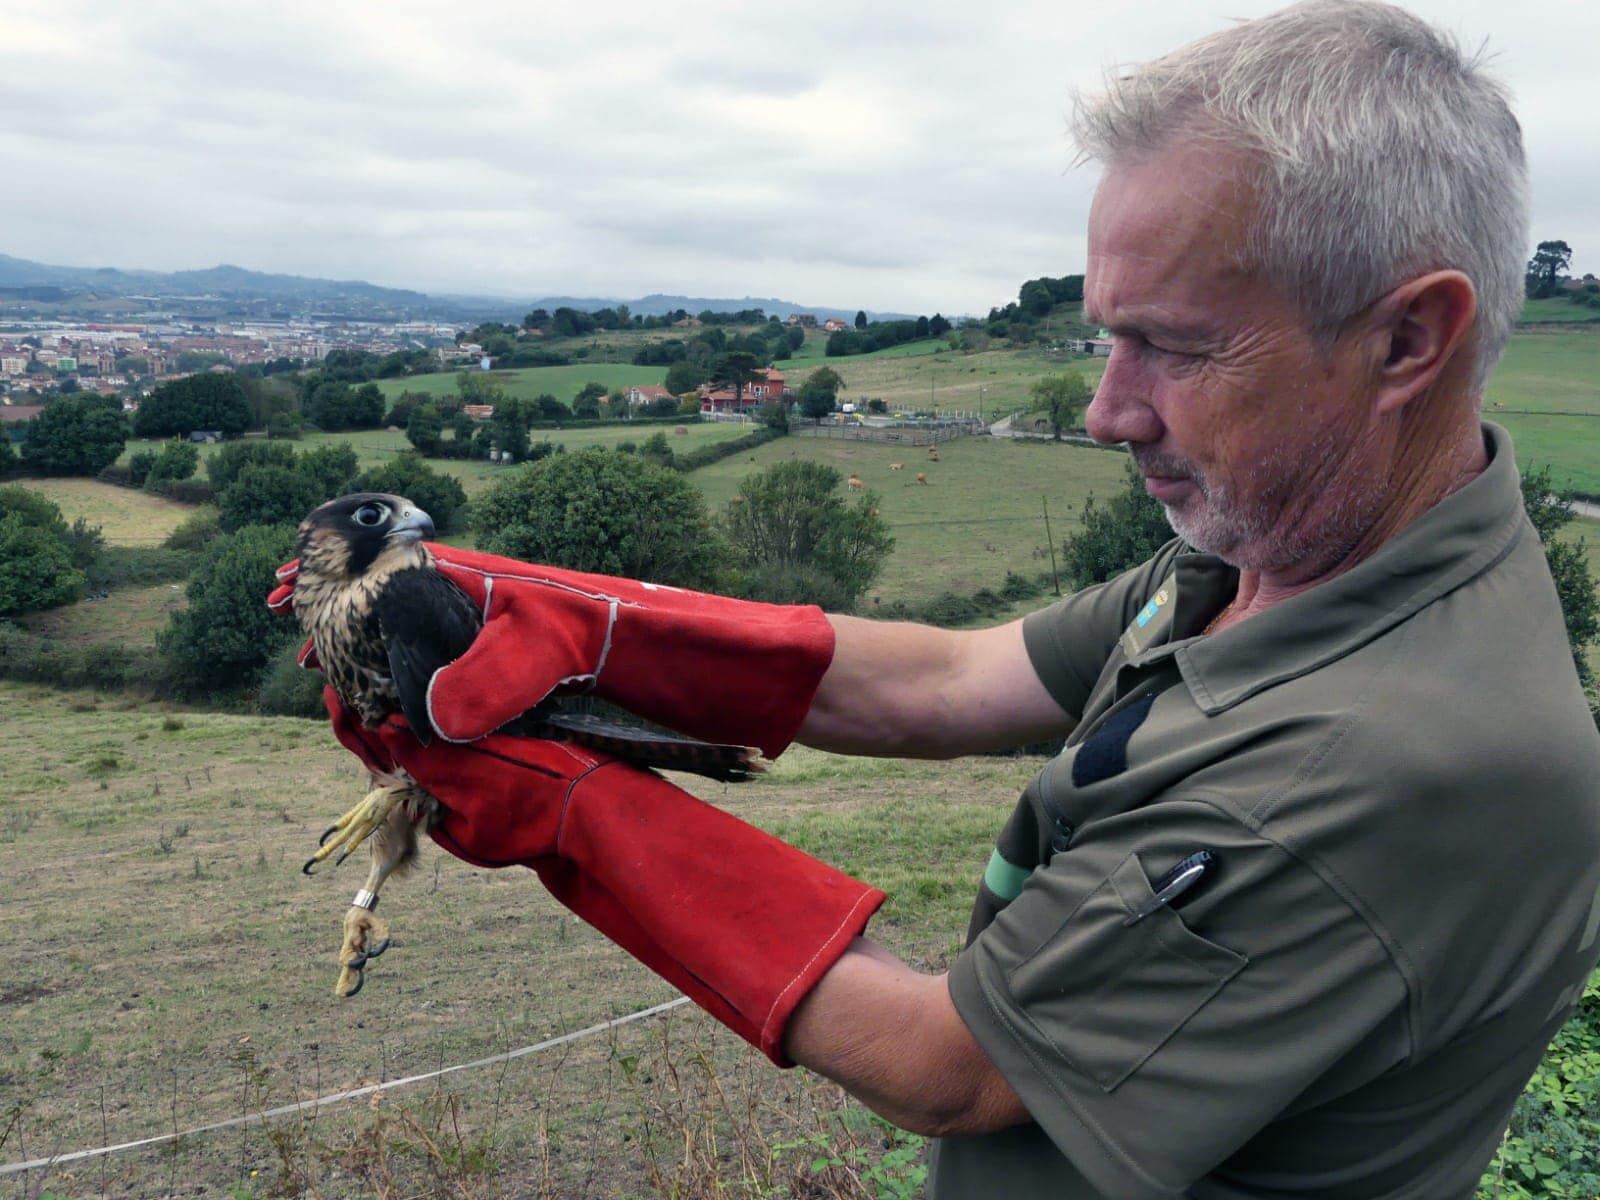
[1004,852,1247,1091]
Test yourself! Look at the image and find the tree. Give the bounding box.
[1526,240,1574,299]
[406,403,444,455]
[710,351,762,409]
[1061,464,1174,588]
[723,461,893,610]
[21,394,126,475]
[0,435,15,478]
[854,310,868,331]
[1019,279,1056,317]
[456,371,505,406]
[1030,373,1093,440]
[573,381,607,410]
[133,373,251,437]
[929,313,952,337]
[533,393,570,422]
[351,452,469,535]
[572,392,602,420]
[472,447,723,587]
[799,367,845,424]
[159,524,300,686]
[1521,465,1600,688]
[217,463,324,533]
[664,360,705,395]
[492,397,531,461]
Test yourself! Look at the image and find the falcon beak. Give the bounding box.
[387,506,435,543]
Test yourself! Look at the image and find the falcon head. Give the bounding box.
[296,492,436,580]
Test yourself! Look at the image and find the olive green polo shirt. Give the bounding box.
[936,425,1600,1199]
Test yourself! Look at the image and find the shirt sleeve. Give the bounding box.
[1022,539,1185,719]
[947,797,1410,1199]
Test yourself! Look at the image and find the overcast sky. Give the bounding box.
[3,1,1593,315]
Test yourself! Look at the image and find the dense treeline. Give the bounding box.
[824,314,952,358]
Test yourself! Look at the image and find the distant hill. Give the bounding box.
[0,253,914,325]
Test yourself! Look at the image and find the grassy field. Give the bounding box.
[695,431,1131,609]
[1520,297,1600,324]
[1482,329,1600,491]
[0,680,1033,1198]
[14,478,199,546]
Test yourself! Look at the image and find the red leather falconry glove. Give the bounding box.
[270,546,835,759]
[330,697,885,1067]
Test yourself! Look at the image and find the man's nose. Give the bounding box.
[1084,344,1161,446]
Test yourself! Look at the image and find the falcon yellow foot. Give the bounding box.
[334,903,392,998]
[303,783,410,875]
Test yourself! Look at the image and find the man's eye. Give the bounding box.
[354,504,388,527]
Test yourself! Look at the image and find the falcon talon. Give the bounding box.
[367,938,391,959]
[318,826,339,847]
[302,857,319,876]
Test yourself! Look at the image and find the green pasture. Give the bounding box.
[694,433,1132,608]
[374,363,667,404]
[14,477,198,546]
[1520,297,1600,325]
[787,347,1106,421]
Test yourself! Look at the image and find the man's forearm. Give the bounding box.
[799,616,1075,758]
[784,939,1030,1138]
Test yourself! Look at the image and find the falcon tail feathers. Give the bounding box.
[526,712,767,783]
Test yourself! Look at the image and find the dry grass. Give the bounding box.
[15,582,185,646]
[0,681,1036,1197]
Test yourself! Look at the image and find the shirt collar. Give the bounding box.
[1168,423,1528,715]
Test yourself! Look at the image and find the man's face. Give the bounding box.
[1082,144,1383,573]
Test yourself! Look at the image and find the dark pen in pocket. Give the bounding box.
[1123,849,1217,926]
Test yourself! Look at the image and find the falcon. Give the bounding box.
[290,492,761,996]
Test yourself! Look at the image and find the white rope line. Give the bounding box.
[0,996,691,1179]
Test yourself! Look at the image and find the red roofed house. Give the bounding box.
[698,369,786,415]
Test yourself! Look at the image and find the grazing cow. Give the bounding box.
[914,472,928,485]
[927,448,941,461]
[847,474,865,491]
[890,462,905,471]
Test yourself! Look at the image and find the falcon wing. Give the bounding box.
[374,566,482,746]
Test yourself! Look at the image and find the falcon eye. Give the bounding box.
[353,503,390,528]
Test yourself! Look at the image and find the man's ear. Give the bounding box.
[1368,270,1478,416]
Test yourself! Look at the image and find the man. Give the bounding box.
[285,2,1600,1195]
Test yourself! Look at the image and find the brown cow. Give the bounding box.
[847,474,865,491]
[889,462,906,471]
[914,472,929,485]
[927,448,941,461]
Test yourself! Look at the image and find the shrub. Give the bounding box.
[159,524,301,686]
[144,439,200,486]
[0,485,102,569]
[723,460,893,611]
[670,426,783,473]
[405,403,443,455]
[0,516,85,616]
[256,640,329,716]
[473,447,724,587]
[85,545,198,590]
[0,622,143,689]
[217,463,324,533]
[127,449,159,487]
[1061,464,1174,588]
[350,452,469,534]
[164,508,223,551]
[144,477,215,503]
[298,442,360,499]
[208,439,299,493]
[266,412,303,439]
